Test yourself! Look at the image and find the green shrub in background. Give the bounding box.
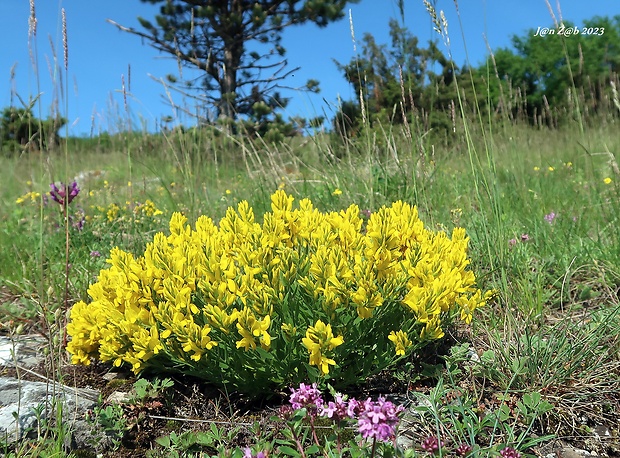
[0,107,66,153]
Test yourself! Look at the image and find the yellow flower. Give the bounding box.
[281,322,297,341]
[205,304,238,333]
[302,320,344,375]
[388,330,412,356]
[420,316,444,340]
[548,166,554,172]
[604,177,612,184]
[351,285,383,319]
[533,167,540,171]
[106,203,120,222]
[15,191,41,205]
[225,189,232,195]
[236,307,271,351]
[332,188,342,196]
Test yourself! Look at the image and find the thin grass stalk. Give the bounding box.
[543,0,584,136]
[122,73,133,205]
[434,0,504,274]
[61,9,70,353]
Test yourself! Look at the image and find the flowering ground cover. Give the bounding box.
[65,190,492,397]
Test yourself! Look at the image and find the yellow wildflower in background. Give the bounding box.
[15,191,41,204]
[106,203,120,222]
[332,188,342,196]
[604,177,612,184]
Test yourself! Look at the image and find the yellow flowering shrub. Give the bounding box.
[67,190,492,395]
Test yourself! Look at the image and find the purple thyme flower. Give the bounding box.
[357,396,404,442]
[50,181,80,206]
[544,211,556,224]
[421,435,443,454]
[90,250,102,257]
[508,238,517,247]
[520,233,530,242]
[319,394,351,422]
[243,448,267,458]
[346,397,362,418]
[289,383,323,411]
[455,443,473,456]
[500,447,521,458]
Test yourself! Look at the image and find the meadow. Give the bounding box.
[1,103,619,457]
[1,2,620,457]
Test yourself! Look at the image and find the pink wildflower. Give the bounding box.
[357,396,403,442]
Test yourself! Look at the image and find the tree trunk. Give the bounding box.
[221,46,238,119]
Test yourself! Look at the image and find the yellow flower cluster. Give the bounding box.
[91,200,164,224]
[15,191,41,205]
[67,190,491,387]
[302,320,344,374]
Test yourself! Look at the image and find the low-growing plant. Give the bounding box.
[130,377,174,405]
[66,190,493,396]
[204,383,537,458]
[151,429,217,457]
[85,403,127,451]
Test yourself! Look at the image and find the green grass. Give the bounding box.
[1,115,619,457]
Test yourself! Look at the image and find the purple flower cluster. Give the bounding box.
[500,447,521,458]
[289,383,323,411]
[357,396,404,442]
[544,211,557,224]
[319,393,351,422]
[419,436,475,456]
[508,233,531,247]
[243,448,267,458]
[455,443,473,456]
[50,181,80,206]
[421,435,443,454]
[289,384,404,443]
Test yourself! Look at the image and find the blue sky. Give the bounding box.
[1,0,618,136]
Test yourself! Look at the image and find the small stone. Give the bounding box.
[106,391,131,404]
[0,376,98,445]
[102,371,128,381]
[591,424,610,440]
